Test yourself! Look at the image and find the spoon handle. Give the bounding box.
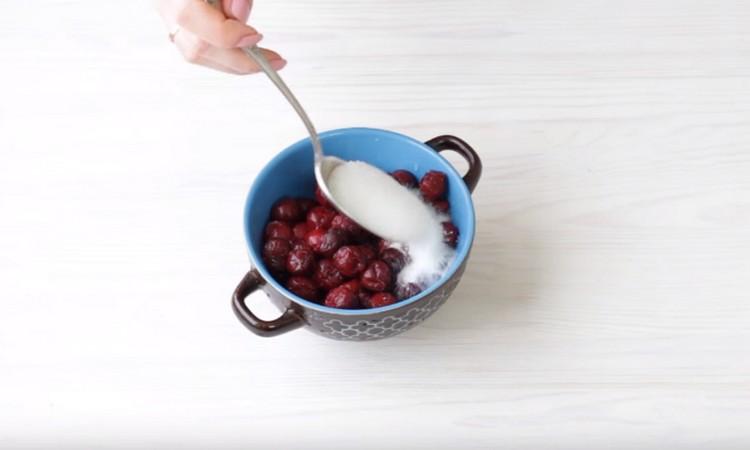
[242,46,323,163]
[202,0,323,162]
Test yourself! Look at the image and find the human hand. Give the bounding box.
[156,0,286,74]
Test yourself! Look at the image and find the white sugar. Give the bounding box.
[327,160,455,288]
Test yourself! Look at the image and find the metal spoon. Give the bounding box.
[203,0,346,212]
[241,46,345,212]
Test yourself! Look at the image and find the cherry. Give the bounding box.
[331,214,364,238]
[313,258,345,290]
[286,246,315,274]
[341,279,361,292]
[315,185,330,207]
[332,245,367,277]
[380,248,407,274]
[262,238,291,272]
[431,200,450,214]
[297,198,316,215]
[396,282,422,300]
[391,170,418,188]
[292,222,310,240]
[305,228,325,248]
[324,282,360,309]
[442,221,459,248]
[419,171,447,200]
[307,206,337,229]
[271,198,302,222]
[368,292,397,308]
[306,228,347,256]
[286,276,319,301]
[358,290,372,308]
[360,260,393,292]
[264,221,293,241]
[291,240,310,251]
[358,244,377,265]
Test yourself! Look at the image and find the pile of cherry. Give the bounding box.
[262,169,459,309]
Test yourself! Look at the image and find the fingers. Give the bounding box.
[193,57,243,75]
[174,30,285,74]
[173,0,261,48]
[158,0,284,75]
[224,47,286,73]
[221,0,252,21]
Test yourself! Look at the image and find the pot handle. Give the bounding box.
[425,135,482,193]
[232,269,304,337]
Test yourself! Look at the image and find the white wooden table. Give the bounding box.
[1,0,749,448]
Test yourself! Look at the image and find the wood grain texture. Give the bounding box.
[1,0,749,448]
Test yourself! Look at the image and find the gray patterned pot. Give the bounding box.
[232,128,481,341]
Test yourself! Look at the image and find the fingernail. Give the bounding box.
[236,33,263,48]
[270,59,287,70]
[230,0,250,20]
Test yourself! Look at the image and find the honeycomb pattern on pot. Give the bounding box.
[308,276,461,341]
